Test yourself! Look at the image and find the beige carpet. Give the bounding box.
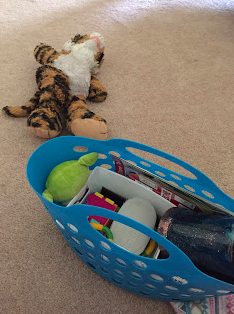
[1,0,234,313]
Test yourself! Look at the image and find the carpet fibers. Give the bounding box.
[1,0,234,313]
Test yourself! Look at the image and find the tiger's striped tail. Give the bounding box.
[2,91,41,117]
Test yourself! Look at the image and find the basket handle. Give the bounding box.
[108,138,212,185]
[59,203,197,271]
[106,138,234,210]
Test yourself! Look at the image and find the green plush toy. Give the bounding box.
[43,152,98,202]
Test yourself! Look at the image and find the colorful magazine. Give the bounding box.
[110,154,232,216]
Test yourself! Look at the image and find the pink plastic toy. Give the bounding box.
[84,192,117,226]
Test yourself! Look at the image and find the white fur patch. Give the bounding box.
[54,42,99,97]
[62,39,75,51]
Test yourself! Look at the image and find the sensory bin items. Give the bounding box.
[88,195,158,257]
[90,222,113,241]
[66,162,234,277]
[43,152,98,203]
[110,198,157,255]
[67,166,170,257]
[84,192,119,227]
[100,187,126,207]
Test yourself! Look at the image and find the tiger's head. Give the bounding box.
[63,32,105,68]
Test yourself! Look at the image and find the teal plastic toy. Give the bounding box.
[42,152,98,202]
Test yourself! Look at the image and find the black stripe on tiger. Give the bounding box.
[36,66,70,109]
[71,95,86,103]
[39,47,53,64]
[38,100,63,126]
[39,86,54,93]
[2,106,16,117]
[21,105,34,114]
[31,122,41,128]
[96,52,104,64]
[36,66,44,85]
[34,44,51,61]
[27,109,61,131]
[36,65,56,86]
[67,106,87,120]
[53,74,70,105]
[88,91,107,101]
[54,74,70,88]
[39,47,59,64]
[47,50,59,63]
[36,65,69,85]
[81,110,95,119]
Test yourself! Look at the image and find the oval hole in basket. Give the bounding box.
[216,290,230,294]
[127,281,138,288]
[167,180,179,187]
[165,285,178,291]
[71,237,80,245]
[109,151,120,157]
[170,174,181,181]
[134,260,147,269]
[145,283,155,290]
[75,248,83,256]
[87,252,95,260]
[90,216,169,260]
[172,276,188,285]
[116,258,127,267]
[100,267,109,274]
[55,220,65,230]
[87,262,96,269]
[126,147,197,179]
[140,161,151,167]
[184,185,195,192]
[74,146,88,152]
[139,291,150,296]
[101,164,112,170]
[99,153,107,159]
[100,254,110,263]
[202,190,214,199]
[114,269,124,277]
[126,160,137,166]
[155,171,166,177]
[189,288,204,293]
[150,274,164,282]
[67,223,78,233]
[112,278,122,285]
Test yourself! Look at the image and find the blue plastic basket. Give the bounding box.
[26,136,234,302]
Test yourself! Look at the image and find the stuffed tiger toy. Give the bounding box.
[2,32,108,140]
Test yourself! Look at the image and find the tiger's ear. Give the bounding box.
[63,34,87,51]
[71,34,85,43]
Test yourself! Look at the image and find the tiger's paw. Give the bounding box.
[70,118,108,140]
[27,108,62,139]
[27,126,61,139]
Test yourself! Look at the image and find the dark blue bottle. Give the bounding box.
[158,207,234,284]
